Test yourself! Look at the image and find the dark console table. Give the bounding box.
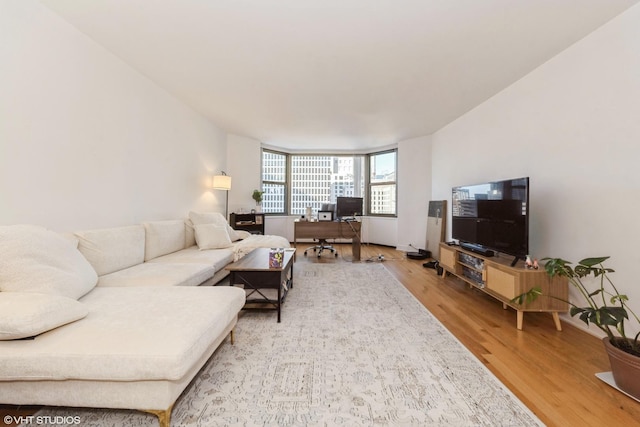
[229,212,264,235]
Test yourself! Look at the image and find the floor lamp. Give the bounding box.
[212,172,232,219]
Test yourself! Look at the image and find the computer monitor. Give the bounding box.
[336,197,363,219]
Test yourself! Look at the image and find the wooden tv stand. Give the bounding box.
[439,243,568,331]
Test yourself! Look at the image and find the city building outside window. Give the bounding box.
[289,155,364,216]
[261,148,397,217]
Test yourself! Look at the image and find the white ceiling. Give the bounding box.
[40,0,638,151]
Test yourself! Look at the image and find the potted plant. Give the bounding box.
[515,256,640,399]
[252,190,263,212]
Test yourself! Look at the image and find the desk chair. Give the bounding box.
[304,238,338,258]
[304,203,338,258]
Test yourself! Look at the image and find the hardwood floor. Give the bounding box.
[297,243,640,427]
[3,243,639,426]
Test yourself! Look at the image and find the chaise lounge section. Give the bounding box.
[0,285,245,426]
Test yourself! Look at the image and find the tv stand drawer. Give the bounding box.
[486,266,516,299]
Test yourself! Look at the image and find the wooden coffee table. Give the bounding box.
[225,248,295,322]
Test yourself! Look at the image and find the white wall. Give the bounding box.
[0,0,227,232]
[397,135,432,252]
[361,217,396,247]
[226,134,262,216]
[431,4,640,335]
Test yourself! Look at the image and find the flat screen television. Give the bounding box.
[336,197,363,219]
[451,177,529,265]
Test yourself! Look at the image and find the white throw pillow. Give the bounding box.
[194,223,233,250]
[0,292,89,340]
[234,230,252,240]
[189,211,242,241]
[227,227,243,242]
[188,211,227,226]
[0,225,98,299]
[143,220,186,261]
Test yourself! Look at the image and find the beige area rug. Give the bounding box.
[31,263,543,426]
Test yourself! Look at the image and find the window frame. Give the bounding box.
[261,148,289,215]
[260,147,398,218]
[367,149,397,217]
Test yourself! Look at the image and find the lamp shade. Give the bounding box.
[212,175,232,190]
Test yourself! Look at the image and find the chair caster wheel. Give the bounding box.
[304,251,308,256]
[334,253,338,257]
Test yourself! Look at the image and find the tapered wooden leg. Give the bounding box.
[552,312,562,331]
[517,310,524,330]
[144,406,172,427]
[230,329,235,345]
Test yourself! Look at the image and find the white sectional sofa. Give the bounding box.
[0,212,290,426]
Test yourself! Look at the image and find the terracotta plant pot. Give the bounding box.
[603,337,640,400]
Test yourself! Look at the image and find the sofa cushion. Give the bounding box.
[0,225,98,299]
[96,262,215,287]
[148,246,234,272]
[0,292,89,340]
[194,224,233,250]
[142,220,186,261]
[0,286,246,382]
[75,225,145,276]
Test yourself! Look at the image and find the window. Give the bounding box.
[290,155,364,216]
[368,150,397,215]
[261,150,287,214]
[261,148,397,217]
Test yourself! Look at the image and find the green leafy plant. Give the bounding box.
[515,256,640,357]
[252,189,263,205]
